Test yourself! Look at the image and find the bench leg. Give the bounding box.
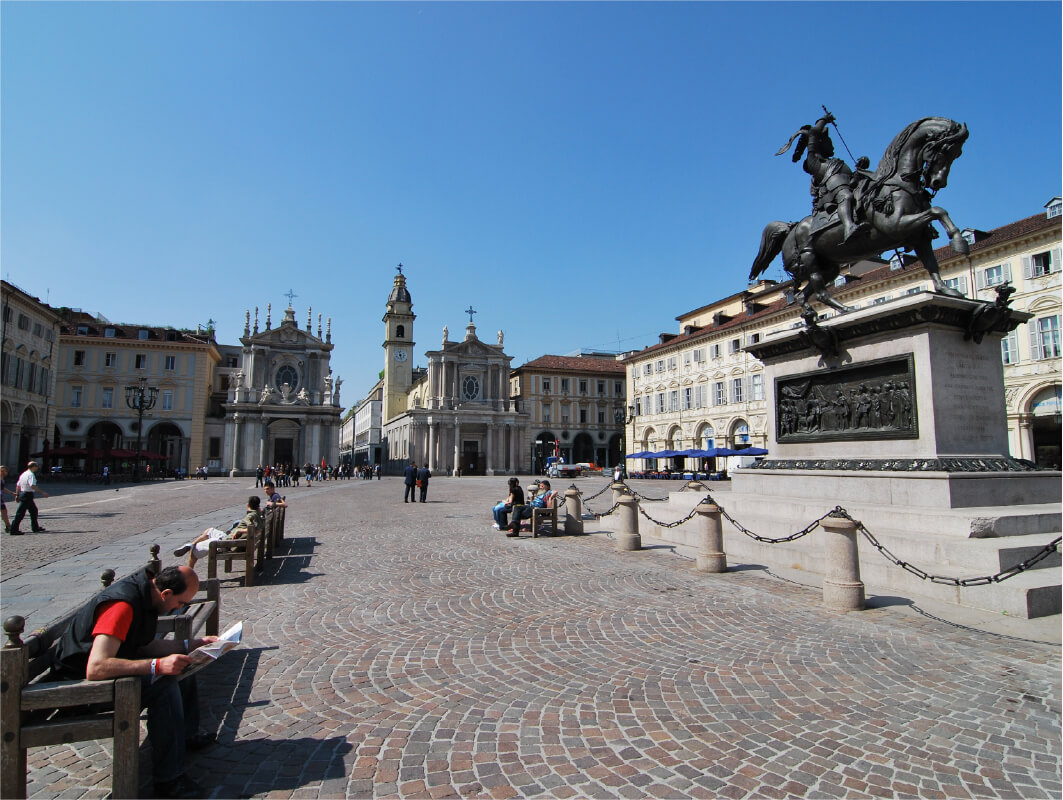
[111,678,140,799]
[245,535,255,587]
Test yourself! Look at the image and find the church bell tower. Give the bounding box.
[382,265,415,422]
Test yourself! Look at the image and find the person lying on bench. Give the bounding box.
[505,480,556,537]
[173,495,263,568]
[50,565,219,799]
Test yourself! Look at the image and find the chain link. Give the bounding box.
[627,488,669,502]
[830,508,1063,587]
[710,495,828,543]
[636,494,714,528]
[584,500,623,519]
[577,481,614,502]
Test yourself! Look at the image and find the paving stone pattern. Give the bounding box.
[12,478,1062,799]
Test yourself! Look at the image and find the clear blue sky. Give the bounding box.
[3,1,1060,400]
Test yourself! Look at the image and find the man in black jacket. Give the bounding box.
[403,460,418,503]
[52,565,218,799]
[416,464,431,503]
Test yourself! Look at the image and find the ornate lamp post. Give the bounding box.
[125,377,158,482]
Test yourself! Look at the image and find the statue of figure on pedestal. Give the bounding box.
[258,385,274,405]
[228,371,243,390]
[750,112,970,316]
[296,387,311,405]
[497,330,504,346]
[442,325,449,344]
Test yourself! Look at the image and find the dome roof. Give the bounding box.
[389,273,412,305]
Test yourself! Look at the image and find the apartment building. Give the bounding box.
[1,281,63,469]
[510,353,627,473]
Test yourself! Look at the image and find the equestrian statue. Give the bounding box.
[749,110,970,315]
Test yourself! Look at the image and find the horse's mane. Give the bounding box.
[873,117,967,181]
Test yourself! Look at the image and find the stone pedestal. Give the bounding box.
[737,293,1057,523]
[614,495,641,552]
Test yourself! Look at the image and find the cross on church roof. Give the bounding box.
[397,263,403,275]
[465,305,477,324]
[284,289,298,307]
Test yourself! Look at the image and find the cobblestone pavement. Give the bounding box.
[12,477,1062,799]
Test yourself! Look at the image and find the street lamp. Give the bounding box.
[125,377,159,482]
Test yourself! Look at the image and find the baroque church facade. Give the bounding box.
[218,303,343,474]
[380,269,529,474]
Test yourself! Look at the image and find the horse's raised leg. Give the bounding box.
[930,205,969,254]
[913,237,964,297]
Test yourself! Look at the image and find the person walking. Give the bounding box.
[416,463,431,503]
[10,460,51,534]
[403,460,418,503]
[255,465,264,488]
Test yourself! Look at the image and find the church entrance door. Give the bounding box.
[462,440,483,476]
[275,437,294,466]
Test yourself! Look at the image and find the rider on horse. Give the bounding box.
[778,112,870,244]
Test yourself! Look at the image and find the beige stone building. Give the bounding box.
[52,310,221,476]
[509,354,627,473]
[1,281,63,470]
[624,201,1062,470]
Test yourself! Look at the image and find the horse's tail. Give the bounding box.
[749,220,793,281]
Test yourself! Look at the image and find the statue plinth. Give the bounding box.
[737,292,1057,511]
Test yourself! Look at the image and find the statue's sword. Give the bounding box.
[821,104,857,166]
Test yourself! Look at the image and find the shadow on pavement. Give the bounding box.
[186,647,352,797]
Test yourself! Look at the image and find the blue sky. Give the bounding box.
[3,1,1060,400]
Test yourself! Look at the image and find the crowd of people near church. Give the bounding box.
[254,461,359,487]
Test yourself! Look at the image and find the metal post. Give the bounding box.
[695,502,727,573]
[564,486,583,535]
[820,515,865,611]
[614,495,641,552]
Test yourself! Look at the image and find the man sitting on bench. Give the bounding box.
[50,565,219,799]
[173,495,263,569]
[505,480,556,537]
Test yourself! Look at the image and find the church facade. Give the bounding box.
[380,270,529,475]
[219,303,343,475]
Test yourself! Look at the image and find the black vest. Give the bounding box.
[52,568,160,679]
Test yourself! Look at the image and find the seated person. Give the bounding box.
[263,480,287,509]
[505,480,555,537]
[173,495,263,568]
[50,565,219,799]
[492,477,524,530]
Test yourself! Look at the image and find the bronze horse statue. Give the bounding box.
[750,117,970,314]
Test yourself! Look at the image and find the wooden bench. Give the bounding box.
[530,493,561,537]
[262,505,286,560]
[1,553,221,799]
[207,527,259,587]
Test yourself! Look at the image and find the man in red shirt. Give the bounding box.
[52,565,219,799]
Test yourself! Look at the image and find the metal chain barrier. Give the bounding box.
[584,500,623,519]
[627,488,669,502]
[576,481,614,502]
[829,508,1063,587]
[636,494,713,528]
[711,496,830,543]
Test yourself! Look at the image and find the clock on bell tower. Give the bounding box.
[382,265,416,422]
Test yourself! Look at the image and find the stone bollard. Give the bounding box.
[686,480,706,492]
[695,502,727,573]
[820,515,865,611]
[610,480,628,506]
[614,495,641,552]
[564,486,583,535]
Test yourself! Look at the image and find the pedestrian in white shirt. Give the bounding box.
[10,461,50,535]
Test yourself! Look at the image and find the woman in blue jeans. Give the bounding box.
[492,478,523,529]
